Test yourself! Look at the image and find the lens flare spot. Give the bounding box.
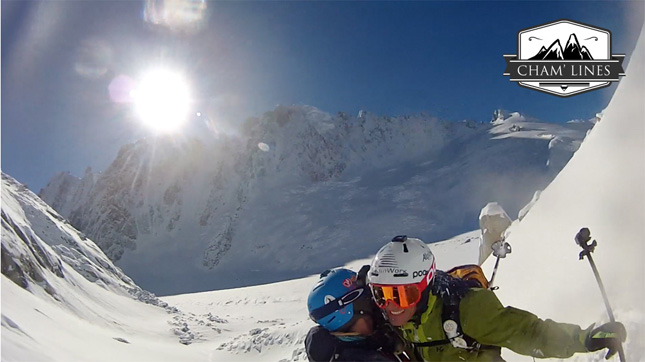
[143,0,207,33]
[75,38,113,79]
[258,142,270,152]
[132,68,191,133]
[108,75,136,104]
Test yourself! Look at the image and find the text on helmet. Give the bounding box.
[413,270,428,278]
[374,267,407,275]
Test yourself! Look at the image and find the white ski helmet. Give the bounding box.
[368,235,436,287]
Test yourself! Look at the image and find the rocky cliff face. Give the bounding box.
[39,106,593,294]
[1,173,168,307]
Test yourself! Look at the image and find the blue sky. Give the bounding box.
[2,1,643,192]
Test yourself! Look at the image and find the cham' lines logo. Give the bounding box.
[503,19,625,96]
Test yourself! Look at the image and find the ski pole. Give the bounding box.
[488,239,511,289]
[488,255,501,289]
[575,227,625,362]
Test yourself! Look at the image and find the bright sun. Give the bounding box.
[131,68,191,133]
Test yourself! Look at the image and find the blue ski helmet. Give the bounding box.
[307,268,371,332]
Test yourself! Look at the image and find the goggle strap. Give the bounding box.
[331,332,361,337]
[310,287,365,321]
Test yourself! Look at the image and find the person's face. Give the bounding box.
[383,301,416,327]
[347,315,374,335]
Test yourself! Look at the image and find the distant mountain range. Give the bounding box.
[530,33,594,60]
[38,107,595,295]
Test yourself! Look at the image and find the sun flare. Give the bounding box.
[131,68,191,133]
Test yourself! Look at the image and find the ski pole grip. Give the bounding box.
[575,227,591,247]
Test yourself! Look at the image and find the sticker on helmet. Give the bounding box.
[412,270,428,278]
[426,262,436,283]
[324,295,336,304]
[374,267,407,275]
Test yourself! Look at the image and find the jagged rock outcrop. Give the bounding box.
[39,106,594,294]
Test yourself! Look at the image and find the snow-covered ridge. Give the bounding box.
[39,108,593,295]
[1,172,243,360]
[489,110,594,172]
[1,173,173,307]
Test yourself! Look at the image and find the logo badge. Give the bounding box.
[504,19,625,96]
[324,295,336,304]
[412,270,428,279]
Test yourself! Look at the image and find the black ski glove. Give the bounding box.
[585,322,626,359]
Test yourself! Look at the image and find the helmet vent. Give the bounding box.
[377,251,398,267]
[403,244,409,253]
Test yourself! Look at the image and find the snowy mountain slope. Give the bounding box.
[39,109,593,295]
[2,173,135,298]
[489,110,598,172]
[1,273,205,362]
[483,26,645,361]
[0,173,214,361]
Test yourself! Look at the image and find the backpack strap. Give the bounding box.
[440,299,481,351]
[411,271,481,351]
[410,301,481,350]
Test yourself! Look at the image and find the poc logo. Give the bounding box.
[413,270,428,278]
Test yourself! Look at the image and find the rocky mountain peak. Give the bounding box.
[38,106,593,294]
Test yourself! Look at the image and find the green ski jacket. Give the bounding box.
[400,288,591,361]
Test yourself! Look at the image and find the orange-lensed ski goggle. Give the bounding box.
[371,283,424,309]
[370,263,435,309]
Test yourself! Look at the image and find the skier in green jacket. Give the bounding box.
[367,235,627,361]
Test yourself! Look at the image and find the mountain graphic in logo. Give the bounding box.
[530,34,593,60]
